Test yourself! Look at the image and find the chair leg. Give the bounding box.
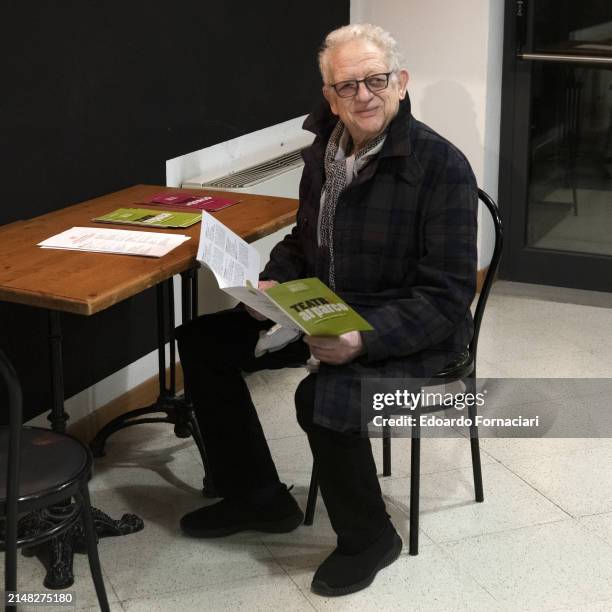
[409,418,421,556]
[78,484,110,612]
[382,424,392,477]
[304,464,319,526]
[467,374,484,503]
[468,405,484,503]
[5,523,18,607]
[0,516,17,608]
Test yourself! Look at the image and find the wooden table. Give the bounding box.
[0,184,298,315]
[0,184,298,588]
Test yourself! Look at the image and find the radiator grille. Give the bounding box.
[201,149,304,189]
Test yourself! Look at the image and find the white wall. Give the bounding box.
[351,0,504,267]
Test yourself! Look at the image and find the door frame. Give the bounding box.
[498,0,612,292]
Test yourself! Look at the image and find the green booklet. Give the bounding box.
[196,211,372,335]
[226,278,373,336]
[93,208,201,229]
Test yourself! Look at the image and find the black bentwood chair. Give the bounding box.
[0,350,110,611]
[303,188,503,556]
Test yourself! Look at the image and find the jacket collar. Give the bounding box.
[302,94,414,159]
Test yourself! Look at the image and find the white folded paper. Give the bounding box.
[38,226,190,258]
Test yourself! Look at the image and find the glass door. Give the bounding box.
[499,0,612,290]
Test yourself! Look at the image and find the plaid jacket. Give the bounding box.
[261,95,478,432]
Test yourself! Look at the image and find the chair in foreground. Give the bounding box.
[303,188,503,556]
[0,350,110,611]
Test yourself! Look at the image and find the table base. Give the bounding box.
[89,393,218,498]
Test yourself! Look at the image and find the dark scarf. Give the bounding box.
[320,121,386,289]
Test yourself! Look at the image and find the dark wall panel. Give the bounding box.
[1,1,349,421]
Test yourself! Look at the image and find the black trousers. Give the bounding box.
[176,308,389,552]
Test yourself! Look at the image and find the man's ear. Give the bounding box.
[322,86,339,116]
[397,70,409,100]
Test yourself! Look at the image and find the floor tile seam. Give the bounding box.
[434,520,611,611]
[104,572,124,606]
[504,443,612,470]
[377,454,520,485]
[107,562,290,604]
[113,565,291,609]
[571,516,612,553]
[376,459,496,481]
[279,559,334,611]
[499,460,595,518]
[284,572,322,611]
[419,513,577,548]
[577,509,612,519]
[428,540,503,605]
[379,497,448,547]
[481,444,609,466]
[478,443,506,465]
[261,542,319,611]
[435,515,574,549]
[494,455,583,500]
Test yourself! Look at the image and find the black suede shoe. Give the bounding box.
[311,523,402,597]
[180,485,304,538]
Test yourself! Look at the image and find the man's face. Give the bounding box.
[322,39,409,150]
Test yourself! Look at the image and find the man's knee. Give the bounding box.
[176,309,257,365]
[295,374,316,432]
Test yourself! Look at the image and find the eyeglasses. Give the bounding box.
[329,72,393,98]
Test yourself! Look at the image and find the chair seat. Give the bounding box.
[0,426,90,508]
[433,350,473,380]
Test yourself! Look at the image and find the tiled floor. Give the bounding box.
[6,281,612,611]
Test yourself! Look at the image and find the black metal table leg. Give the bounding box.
[89,269,218,497]
[91,279,177,455]
[48,311,69,434]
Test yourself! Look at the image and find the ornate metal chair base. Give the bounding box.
[6,503,144,589]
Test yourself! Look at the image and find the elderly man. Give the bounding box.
[176,23,477,596]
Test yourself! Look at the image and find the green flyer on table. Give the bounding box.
[93,208,201,229]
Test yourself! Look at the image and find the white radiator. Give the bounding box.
[166,117,313,314]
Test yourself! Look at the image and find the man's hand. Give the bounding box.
[245,280,279,321]
[304,331,364,365]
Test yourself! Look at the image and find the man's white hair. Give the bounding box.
[318,23,404,83]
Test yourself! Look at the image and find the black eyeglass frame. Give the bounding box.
[328,72,394,98]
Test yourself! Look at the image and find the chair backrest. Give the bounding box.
[469,189,503,360]
[1,349,23,593]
